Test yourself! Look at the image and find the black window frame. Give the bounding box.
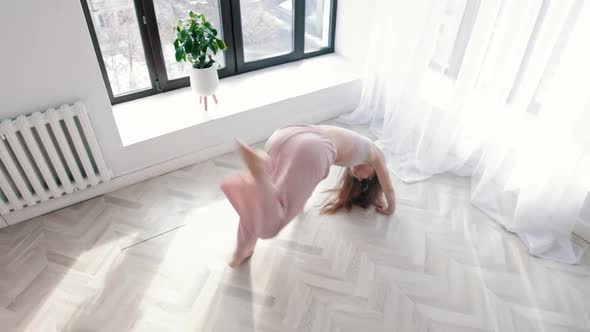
[81,0,338,105]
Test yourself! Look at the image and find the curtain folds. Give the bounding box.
[341,0,590,263]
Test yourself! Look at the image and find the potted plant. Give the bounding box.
[173,11,227,107]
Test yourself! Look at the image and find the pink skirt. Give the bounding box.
[221,125,337,256]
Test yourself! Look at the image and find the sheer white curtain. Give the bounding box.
[342,0,590,263]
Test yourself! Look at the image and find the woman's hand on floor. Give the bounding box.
[375,193,395,215]
[376,204,394,215]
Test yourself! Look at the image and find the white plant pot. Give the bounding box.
[189,65,219,96]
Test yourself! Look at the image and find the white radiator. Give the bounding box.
[0,102,111,215]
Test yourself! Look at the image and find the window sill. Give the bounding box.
[112,54,358,147]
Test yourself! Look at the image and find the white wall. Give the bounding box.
[113,80,360,176]
[335,0,378,70]
[0,0,125,175]
[575,195,590,242]
[0,0,362,179]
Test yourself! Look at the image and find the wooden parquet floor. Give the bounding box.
[0,123,588,331]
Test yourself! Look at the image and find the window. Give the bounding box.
[81,0,337,104]
[84,0,153,97]
[305,0,332,52]
[429,0,480,79]
[240,0,294,62]
[97,14,106,27]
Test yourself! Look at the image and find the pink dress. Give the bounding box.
[220,125,337,257]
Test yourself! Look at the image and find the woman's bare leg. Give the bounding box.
[236,141,286,238]
[229,221,256,267]
[236,139,269,178]
[222,141,279,268]
[225,133,333,267]
[223,140,288,269]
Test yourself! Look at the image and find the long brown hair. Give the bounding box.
[322,168,382,214]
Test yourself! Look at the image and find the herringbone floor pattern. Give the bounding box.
[0,123,588,331]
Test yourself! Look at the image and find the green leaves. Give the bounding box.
[184,35,193,53]
[172,10,227,67]
[179,29,188,43]
[216,39,227,51]
[209,41,218,55]
[175,46,185,62]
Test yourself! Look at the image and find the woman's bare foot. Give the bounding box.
[228,250,253,268]
[236,139,269,178]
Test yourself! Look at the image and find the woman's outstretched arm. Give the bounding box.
[371,146,396,215]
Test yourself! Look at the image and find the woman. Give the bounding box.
[221,125,396,267]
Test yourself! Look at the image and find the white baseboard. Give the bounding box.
[1,83,360,227]
[3,139,239,226]
[574,219,590,243]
